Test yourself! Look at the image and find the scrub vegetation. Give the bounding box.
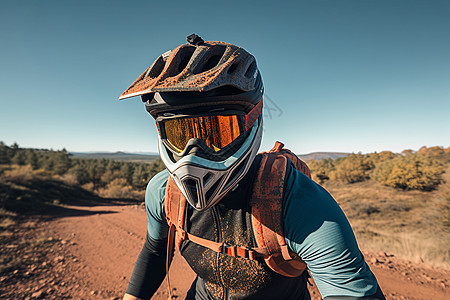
[308,146,450,267]
[0,141,165,214]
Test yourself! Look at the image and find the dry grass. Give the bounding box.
[96,178,144,200]
[1,165,34,183]
[323,177,450,268]
[53,173,79,186]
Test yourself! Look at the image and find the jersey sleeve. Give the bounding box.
[145,169,170,240]
[283,163,379,298]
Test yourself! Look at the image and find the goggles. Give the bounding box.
[157,100,263,155]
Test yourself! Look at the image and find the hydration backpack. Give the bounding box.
[165,141,311,277]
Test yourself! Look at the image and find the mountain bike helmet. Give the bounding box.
[119,34,264,211]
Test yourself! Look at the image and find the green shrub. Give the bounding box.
[309,159,334,182]
[330,154,371,183]
[373,153,444,191]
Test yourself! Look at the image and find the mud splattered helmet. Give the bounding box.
[119,34,263,211]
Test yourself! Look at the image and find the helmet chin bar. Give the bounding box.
[158,118,263,211]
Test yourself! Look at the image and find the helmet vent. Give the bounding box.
[225,155,249,190]
[171,46,195,77]
[183,178,201,205]
[196,45,227,74]
[147,56,166,79]
[227,62,239,74]
[199,55,222,73]
[203,172,214,186]
[205,176,222,202]
[244,61,257,78]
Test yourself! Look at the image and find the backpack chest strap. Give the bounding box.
[165,175,272,261]
[175,226,271,260]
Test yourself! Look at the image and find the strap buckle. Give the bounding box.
[222,243,255,260]
[222,243,235,255]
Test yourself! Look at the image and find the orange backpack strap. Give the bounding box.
[164,176,188,299]
[165,176,187,251]
[164,177,264,257]
[269,141,311,179]
[250,141,308,277]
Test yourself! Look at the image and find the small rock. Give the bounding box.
[54,256,64,263]
[73,258,78,262]
[90,290,98,295]
[31,291,46,299]
[378,251,387,257]
[60,240,67,245]
[370,258,379,264]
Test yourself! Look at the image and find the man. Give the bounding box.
[119,34,385,300]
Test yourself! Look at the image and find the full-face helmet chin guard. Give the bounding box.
[159,117,262,211]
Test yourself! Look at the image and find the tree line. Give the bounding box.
[2,142,449,196]
[0,142,166,199]
[308,146,450,191]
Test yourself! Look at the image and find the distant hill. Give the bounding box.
[71,151,348,163]
[298,152,349,162]
[70,151,159,163]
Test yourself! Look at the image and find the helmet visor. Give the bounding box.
[161,115,242,153]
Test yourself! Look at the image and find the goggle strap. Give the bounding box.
[243,99,263,131]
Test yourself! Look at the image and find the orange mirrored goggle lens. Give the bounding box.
[162,115,242,153]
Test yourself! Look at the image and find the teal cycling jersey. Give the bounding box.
[144,164,378,298]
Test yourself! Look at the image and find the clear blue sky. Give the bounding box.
[1,0,449,154]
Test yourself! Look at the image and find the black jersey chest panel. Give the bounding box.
[178,157,309,300]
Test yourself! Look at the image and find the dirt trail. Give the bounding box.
[34,204,450,299]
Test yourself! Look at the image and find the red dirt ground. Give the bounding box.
[4,204,449,299]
